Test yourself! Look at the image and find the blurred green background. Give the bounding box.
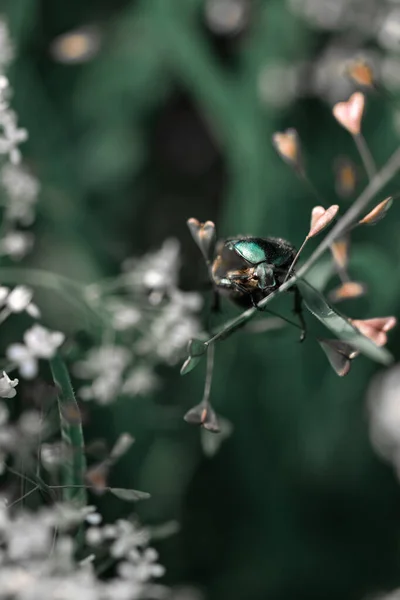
[4,0,400,598]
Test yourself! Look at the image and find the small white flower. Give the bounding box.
[0,231,34,260]
[0,372,18,398]
[6,343,37,378]
[74,345,130,378]
[7,286,32,311]
[122,366,159,397]
[6,325,65,379]
[107,300,141,331]
[0,110,28,164]
[123,238,181,292]
[1,163,39,225]
[6,285,40,317]
[24,324,65,358]
[86,526,103,547]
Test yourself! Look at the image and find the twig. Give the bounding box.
[354,133,377,181]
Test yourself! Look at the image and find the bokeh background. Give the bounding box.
[4,0,400,598]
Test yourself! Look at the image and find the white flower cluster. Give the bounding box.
[0,402,45,473]
[0,502,169,600]
[0,18,39,260]
[77,239,203,404]
[7,323,65,379]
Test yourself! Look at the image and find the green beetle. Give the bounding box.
[211,235,305,338]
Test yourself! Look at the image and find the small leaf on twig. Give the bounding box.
[187,218,216,263]
[180,338,207,375]
[85,463,109,494]
[201,416,233,457]
[297,279,393,365]
[358,197,393,226]
[184,401,220,433]
[351,317,397,347]
[308,205,339,238]
[318,338,359,377]
[333,92,365,136]
[272,129,303,172]
[108,487,151,502]
[329,281,367,303]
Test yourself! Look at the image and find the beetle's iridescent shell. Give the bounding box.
[228,237,295,267]
[231,240,266,264]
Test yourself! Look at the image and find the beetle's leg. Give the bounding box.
[229,282,265,312]
[249,295,267,312]
[292,285,306,342]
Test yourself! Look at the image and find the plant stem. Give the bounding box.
[354,133,377,181]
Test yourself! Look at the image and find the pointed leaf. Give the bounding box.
[184,401,220,433]
[297,279,393,365]
[201,417,233,456]
[318,339,358,377]
[180,338,207,375]
[108,487,151,501]
[358,197,393,226]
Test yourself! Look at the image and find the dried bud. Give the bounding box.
[318,338,359,377]
[85,463,109,494]
[334,157,358,198]
[330,238,349,270]
[184,401,220,433]
[308,205,339,238]
[272,129,303,172]
[345,58,375,88]
[329,281,367,303]
[60,401,87,425]
[50,27,101,64]
[351,317,397,347]
[187,218,216,263]
[358,197,393,226]
[332,92,365,136]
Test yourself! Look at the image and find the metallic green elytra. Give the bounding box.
[229,240,267,265]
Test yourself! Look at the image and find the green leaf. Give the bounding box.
[297,279,393,365]
[49,354,87,507]
[108,487,151,501]
[180,338,207,375]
